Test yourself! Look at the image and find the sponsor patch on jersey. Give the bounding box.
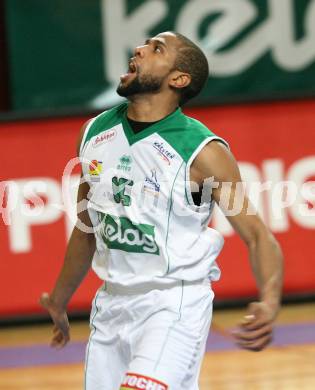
[142,169,160,197]
[112,176,134,206]
[97,212,160,255]
[152,141,176,165]
[89,160,103,182]
[121,373,168,390]
[117,154,133,172]
[92,129,116,148]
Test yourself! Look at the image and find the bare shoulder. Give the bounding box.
[197,140,234,166]
[192,140,241,182]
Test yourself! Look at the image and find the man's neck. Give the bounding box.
[126,94,178,122]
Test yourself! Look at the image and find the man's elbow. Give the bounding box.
[245,222,280,252]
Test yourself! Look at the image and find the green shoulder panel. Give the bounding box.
[82,102,127,149]
[158,113,223,163]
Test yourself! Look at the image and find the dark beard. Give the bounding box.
[116,73,164,97]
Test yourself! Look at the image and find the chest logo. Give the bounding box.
[143,169,160,197]
[97,212,160,255]
[117,154,132,172]
[112,176,134,206]
[89,160,103,182]
[152,141,175,165]
[92,129,116,148]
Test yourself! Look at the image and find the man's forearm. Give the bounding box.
[249,229,283,314]
[49,225,96,310]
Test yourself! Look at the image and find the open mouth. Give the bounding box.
[120,59,137,82]
[127,60,137,74]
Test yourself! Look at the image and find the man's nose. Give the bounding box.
[134,45,145,58]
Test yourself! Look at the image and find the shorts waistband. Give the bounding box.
[104,279,210,295]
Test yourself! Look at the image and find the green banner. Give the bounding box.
[5,0,315,111]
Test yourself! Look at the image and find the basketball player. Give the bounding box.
[40,32,283,390]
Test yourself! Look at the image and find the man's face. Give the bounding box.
[117,32,179,97]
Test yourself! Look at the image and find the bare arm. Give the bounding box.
[191,141,283,351]
[40,120,95,348]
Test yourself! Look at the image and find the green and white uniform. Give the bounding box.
[80,102,227,289]
[81,102,228,390]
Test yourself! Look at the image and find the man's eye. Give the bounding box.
[154,45,161,53]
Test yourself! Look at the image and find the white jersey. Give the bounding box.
[80,102,228,288]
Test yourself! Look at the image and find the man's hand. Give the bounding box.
[232,301,277,351]
[40,292,70,349]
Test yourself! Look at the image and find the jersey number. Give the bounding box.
[112,176,134,206]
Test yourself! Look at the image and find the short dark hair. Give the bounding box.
[171,32,209,106]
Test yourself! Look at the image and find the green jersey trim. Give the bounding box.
[121,104,183,146]
[165,161,184,274]
[81,102,184,149]
[157,116,218,163]
[82,102,227,166]
[81,103,127,150]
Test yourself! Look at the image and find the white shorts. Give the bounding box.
[84,279,214,390]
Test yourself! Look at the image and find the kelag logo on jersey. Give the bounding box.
[97,212,159,255]
[152,142,175,165]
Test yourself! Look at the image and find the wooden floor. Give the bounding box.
[0,303,314,389]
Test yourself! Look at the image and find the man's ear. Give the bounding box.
[169,71,191,89]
